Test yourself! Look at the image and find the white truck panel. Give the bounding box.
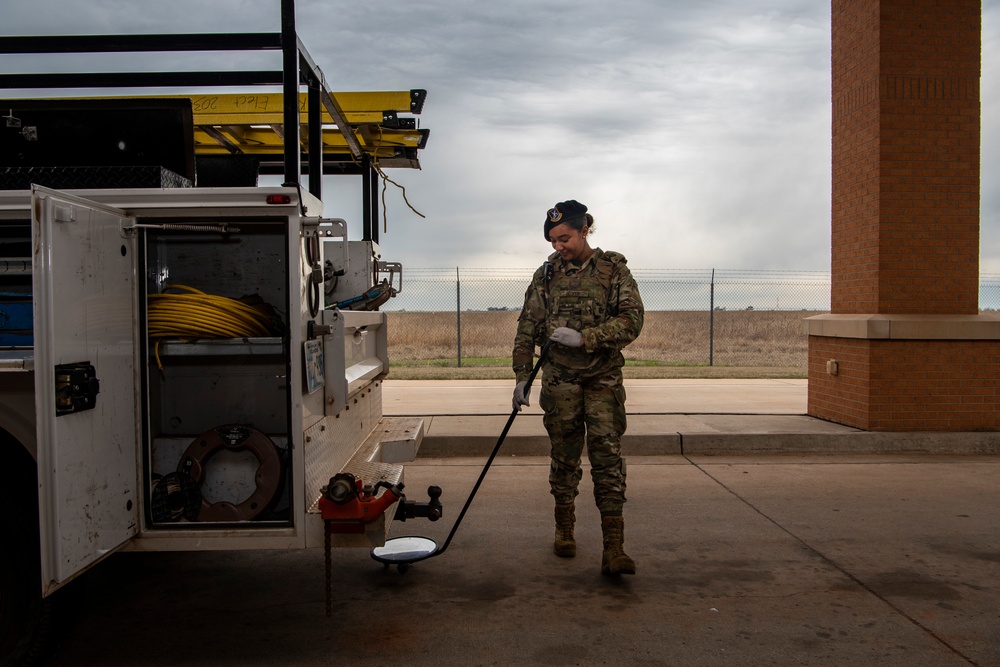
[31,187,139,595]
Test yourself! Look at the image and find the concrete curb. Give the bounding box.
[678,431,1000,455]
[414,414,1000,457]
[417,432,1000,457]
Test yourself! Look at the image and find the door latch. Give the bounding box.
[55,363,100,416]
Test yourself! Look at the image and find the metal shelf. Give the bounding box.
[155,337,285,357]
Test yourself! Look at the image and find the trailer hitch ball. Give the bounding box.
[426,485,442,520]
[396,485,443,522]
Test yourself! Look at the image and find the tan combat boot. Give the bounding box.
[600,515,636,575]
[553,503,576,557]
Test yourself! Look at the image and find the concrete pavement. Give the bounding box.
[46,454,1000,666]
[382,379,1000,455]
[39,379,1000,666]
[383,378,812,416]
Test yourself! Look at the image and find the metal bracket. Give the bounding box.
[301,217,347,238]
[55,362,100,416]
[377,261,403,295]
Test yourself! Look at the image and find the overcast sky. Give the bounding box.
[3,0,1000,273]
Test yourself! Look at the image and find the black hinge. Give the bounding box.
[55,362,100,416]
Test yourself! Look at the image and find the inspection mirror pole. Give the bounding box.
[372,342,551,569]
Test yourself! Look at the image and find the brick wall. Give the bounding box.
[831,0,981,315]
[831,0,882,314]
[809,335,1000,431]
[814,0,990,431]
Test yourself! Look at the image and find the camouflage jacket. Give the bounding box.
[512,248,644,382]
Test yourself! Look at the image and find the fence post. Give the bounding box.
[709,268,715,366]
[456,267,462,367]
[455,266,462,368]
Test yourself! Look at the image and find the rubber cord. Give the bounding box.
[147,285,274,370]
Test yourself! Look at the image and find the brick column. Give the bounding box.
[807,0,1000,430]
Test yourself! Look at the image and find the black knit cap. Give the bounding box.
[543,200,588,241]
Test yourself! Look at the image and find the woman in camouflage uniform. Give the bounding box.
[511,200,644,575]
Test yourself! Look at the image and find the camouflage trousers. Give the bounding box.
[539,368,628,516]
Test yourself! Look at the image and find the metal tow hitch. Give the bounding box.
[319,473,442,614]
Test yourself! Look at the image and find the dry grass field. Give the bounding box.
[385,310,822,379]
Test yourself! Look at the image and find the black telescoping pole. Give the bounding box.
[433,341,549,556]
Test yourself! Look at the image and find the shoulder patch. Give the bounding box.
[600,250,627,266]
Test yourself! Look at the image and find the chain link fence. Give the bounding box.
[979,273,1000,312]
[383,269,1000,371]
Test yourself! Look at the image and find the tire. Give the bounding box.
[0,465,50,667]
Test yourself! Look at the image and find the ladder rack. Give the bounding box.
[0,0,428,199]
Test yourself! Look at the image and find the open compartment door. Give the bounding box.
[32,186,139,595]
[319,309,388,415]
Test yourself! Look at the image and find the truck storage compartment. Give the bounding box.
[0,217,31,346]
[318,308,388,415]
[141,220,292,528]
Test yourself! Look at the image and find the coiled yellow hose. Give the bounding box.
[147,285,275,370]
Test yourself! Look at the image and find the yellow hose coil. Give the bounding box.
[147,285,275,370]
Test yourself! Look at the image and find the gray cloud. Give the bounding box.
[1,0,997,275]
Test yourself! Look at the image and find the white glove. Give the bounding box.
[512,381,530,412]
[550,327,583,348]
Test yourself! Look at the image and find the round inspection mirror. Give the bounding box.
[371,536,439,565]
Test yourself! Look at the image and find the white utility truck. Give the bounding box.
[0,4,440,664]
